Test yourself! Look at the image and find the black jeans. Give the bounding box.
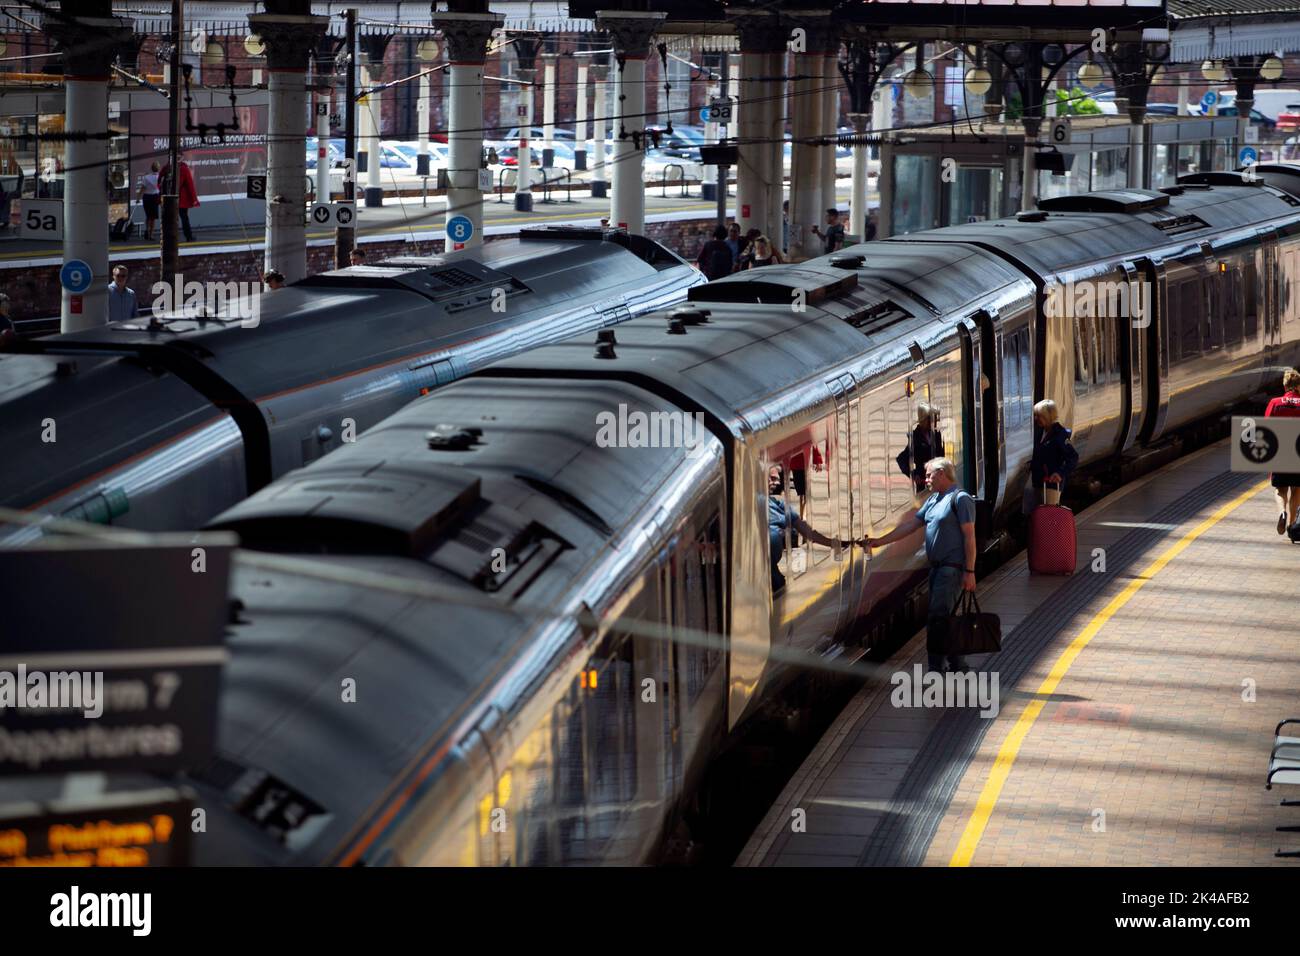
[926,564,970,672]
[179,208,194,242]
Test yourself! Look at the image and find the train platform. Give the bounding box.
[739,438,1300,867]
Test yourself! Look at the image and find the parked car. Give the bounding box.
[499,126,576,142]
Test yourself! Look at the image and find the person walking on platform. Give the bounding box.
[865,457,977,673]
[696,226,733,281]
[160,153,199,242]
[1024,399,1078,514]
[1266,368,1300,534]
[137,161,161,240]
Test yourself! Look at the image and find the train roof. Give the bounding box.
[197,379,711,864]
[33,231,691,405]
[484,242,1031,428]
[888,182,1300,275]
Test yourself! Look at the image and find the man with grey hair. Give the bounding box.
[866,457,978,672]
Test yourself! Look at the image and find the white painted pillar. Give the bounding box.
[611,55,646,230]
[542,53,557,166]
[516,72,534,211]
[820,49,839,225]
[266,67,310,281]
[767,49,788,244]
[736,49,767,238]
[418,71,431,174]
[316,92,331,202]
[575,62,589,171]
[434,12,501,250]
[849,112,869,238]
[363,63,382,206]
[590,63,608,197]
[790,45,825,260]
[62,74,110,331]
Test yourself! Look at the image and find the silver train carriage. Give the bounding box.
[0,228,702,544]
[20,176,1300,866]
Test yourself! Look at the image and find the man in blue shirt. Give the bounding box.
[768,464,858,594]
[866,457,977,672]
[106,265,137,323]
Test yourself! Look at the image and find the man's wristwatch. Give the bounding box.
[964,568,976,573]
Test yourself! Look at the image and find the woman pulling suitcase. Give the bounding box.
[1025,399,1079,574]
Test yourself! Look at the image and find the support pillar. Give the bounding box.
[590,62,609,198]
[51,4,132,332]
[251,11,330,283]
[732,12,787,240]
[575,60,589,171]
[598,10,666,233]
[417,70,431,176]
[849,112,868,238]
[513,39,539,213]
[820,44,840,228]
[790,17,834,260]
[432,10,503,251]
[542,51,557,167]
[359,35,391,208]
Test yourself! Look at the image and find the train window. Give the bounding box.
[1173,277,1201,359]
[888,396,913,512]
[682,515,723,704]
[867,406,888,524]
[580,632,637,860]
[1072,315,1089,395]
[1244,255,1260,340]
[1204,275,1224,350]
[1224,263,1245,346]
[804,440,833,567]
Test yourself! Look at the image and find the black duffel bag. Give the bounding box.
[944,590,1002,655]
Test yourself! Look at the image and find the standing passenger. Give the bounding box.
[106,265,137,323]
[137,161,161,240]
[866,457,976,673]
[1025,399,1078,513]
[1266,368,1300,534]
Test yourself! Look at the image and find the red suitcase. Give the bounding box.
[1028,485,1076,575]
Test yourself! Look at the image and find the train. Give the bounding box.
[12,169,1300,867]
[0,228,701,543]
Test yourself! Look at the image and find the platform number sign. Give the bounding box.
[708,98,733,123]
[20,199,63,240]
[447,215,473,248]
[59,259,92,294]
[1051,119,1071,145]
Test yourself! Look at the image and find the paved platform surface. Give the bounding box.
[738,439,1300,867]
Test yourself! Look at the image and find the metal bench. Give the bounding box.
[1267,719,1300,858]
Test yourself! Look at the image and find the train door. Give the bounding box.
[653,528,683,798]
[972,310,1001,509]
[826,372,859,634]
[957,318,984,498]
[1116,261,1145,453]
[1137,256,1169,445]
[1259,227,1282,355]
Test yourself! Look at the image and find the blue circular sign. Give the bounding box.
[1239,145,1259,165]
[1201,90,1219,108]
[447,215,473,244]
[700,106,711,123]
[60,259,92,294]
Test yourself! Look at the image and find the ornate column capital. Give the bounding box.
[791,12,838,56]
[729,10,789,55]
[248,14,330,71]
[595,10,666,58]
[432,11,504,64]
[48,15,135,76]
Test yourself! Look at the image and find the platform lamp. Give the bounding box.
[903,65,933,99]
[1078,59,1105,89]
[244,34,264,87]
[1261,55,1285,82]
[1201,59,1228,83]
[415,37,440,177]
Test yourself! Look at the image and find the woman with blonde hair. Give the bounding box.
[742,234,783,269]
[1266,368,1300,535]
[1026,398,1078,513]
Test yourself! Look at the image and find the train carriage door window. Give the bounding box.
[1225,258,1245,347]
[887,395,913,513]
[867,406,888,524]
[580,632,637,860]
[1244,250,1260,341]
[806,439,833,567]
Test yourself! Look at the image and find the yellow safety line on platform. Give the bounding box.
[947,477,1269,867]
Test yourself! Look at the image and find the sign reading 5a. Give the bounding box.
[20,199,62,240]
